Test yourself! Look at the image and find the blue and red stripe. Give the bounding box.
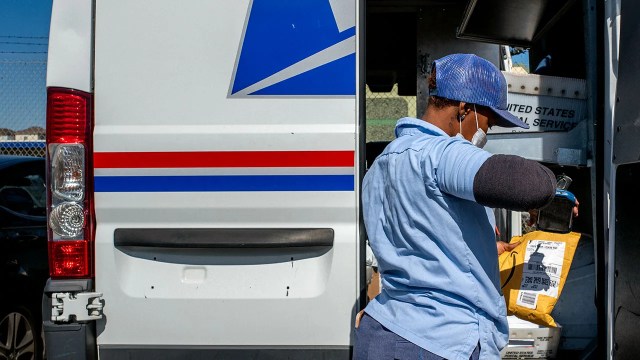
[94,150,354,168]
[93,150,355,192]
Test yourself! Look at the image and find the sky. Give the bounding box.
[512,50,530,72]
[0,0,52,131]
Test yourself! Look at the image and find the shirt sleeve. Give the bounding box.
[433,139,492,202]
[473,154,556,211]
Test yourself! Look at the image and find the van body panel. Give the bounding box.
[46,0,92,92]
[42,0,615,357]
[92,0,359,348]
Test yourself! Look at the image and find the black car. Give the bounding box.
[0,156,47,360]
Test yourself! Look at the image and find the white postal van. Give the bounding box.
[42,0,638,359]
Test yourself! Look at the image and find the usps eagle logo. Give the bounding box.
[230,0,356,96]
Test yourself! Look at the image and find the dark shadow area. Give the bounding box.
[543,164,592,235]
[613,162,640,357]
[117,246,333,266]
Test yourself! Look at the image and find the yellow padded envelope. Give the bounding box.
[499,230,581,327]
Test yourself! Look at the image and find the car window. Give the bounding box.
[0,162,46,216]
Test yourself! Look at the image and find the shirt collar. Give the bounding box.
[395,117,449,138]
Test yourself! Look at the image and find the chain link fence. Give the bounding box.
[0,60,47,157]
[0,66,414,157]
[365,83,417,143]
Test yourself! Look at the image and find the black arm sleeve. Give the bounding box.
[473,154,556,211]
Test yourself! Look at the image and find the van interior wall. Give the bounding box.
[365,2,499,157]
[526,0,591,236]
[415,4,500,117]
[365,11,416,95]
[529,1,586,78]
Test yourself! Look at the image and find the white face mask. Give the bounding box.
[456,104,487,148]
[471,104,487,149]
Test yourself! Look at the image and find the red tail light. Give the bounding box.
[46,87,94,279]
[47,91,90,144]
[49,241,91,278]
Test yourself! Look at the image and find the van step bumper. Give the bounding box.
[42,279,97,360]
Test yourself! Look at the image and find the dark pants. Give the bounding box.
[353,312,480,360]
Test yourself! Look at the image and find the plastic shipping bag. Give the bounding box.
[499,230,581,327]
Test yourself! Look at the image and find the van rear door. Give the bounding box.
[608,0,640,357]
[93,0,359,357]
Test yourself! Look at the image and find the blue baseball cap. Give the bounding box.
[429,54,529,129]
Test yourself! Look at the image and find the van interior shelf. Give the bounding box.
[457,0,578,46]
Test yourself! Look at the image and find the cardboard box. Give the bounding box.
[367,269,381,300]
[501,316,562,359]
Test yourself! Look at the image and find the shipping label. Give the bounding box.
[517,240,566,302]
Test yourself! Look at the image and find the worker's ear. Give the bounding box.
[457,102,468,121]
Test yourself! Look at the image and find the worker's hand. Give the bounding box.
[497,240,521,255]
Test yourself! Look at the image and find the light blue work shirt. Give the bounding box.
[362,118,508,360]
